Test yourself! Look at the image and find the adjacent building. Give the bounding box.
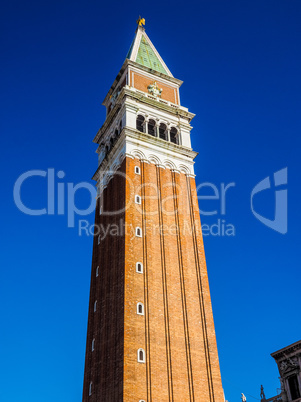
[261,340,301,402]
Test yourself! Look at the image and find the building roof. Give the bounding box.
[271,340,301,360]
[126,25,173,77]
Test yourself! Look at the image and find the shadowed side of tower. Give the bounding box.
[83,22,224,402]
[82,161,126,400]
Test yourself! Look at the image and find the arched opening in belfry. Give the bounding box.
[148,119,156,136]
[159,123,167,140]
[170,127,178,144]
[136,115,145,132]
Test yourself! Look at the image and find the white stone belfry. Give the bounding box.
[92,24,197,194]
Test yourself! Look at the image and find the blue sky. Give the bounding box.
[1,0,300,401]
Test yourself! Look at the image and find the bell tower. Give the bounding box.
[82,20,224,402]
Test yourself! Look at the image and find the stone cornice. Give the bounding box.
[124,127,198,160]
[93,101,124,144]
[102,59,183,106]
[92,133,125,181]
[92,127,197,182]
[94,87,195,144]
[126,88,194,119]
[124,87,195,119]
[128,60,182,86]
[102,61,128,106]
[271,340,301,360]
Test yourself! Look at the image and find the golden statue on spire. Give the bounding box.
[136,16,145,27]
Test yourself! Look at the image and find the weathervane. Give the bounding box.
[136,16,145,27]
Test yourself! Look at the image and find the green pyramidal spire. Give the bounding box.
[126,24,173,77]
[136,35,168,75]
